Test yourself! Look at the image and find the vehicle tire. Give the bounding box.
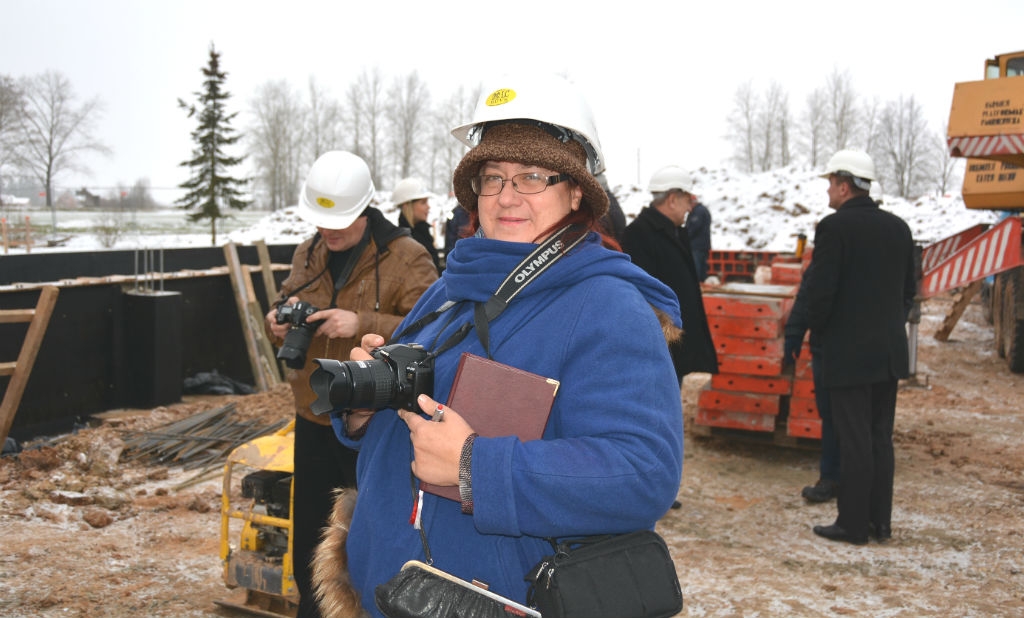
[993,274,1006,358]
[1003,267,1024,373]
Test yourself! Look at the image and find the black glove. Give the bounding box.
[783,335,803,365]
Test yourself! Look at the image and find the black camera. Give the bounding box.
[275,301,324,369]
[309,343,434,416]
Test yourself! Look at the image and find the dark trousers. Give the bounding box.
[293,414,359,618]
[829,379,898,537]
[810,347,839,483]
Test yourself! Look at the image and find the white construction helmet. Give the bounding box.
[451,72,606,175]
[819,149,876,183]
[649,165,694,193]
[297,151,375,229]
[391,177,431,206]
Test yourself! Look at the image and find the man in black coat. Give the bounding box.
[622,165,719,384]
[686,200,712,282]
[802,150,916,545]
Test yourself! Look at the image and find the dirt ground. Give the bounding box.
[1,292,1022,617]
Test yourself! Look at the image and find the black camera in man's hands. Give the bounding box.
[309,343,434,416]
[274,301,324,369]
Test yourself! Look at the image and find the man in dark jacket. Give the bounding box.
[622,165,719,383]
[686,200,712,282]
[801,150,916,546]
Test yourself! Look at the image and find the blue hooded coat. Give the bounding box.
[332,231,684,615]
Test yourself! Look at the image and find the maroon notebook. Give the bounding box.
[420,352,560,501]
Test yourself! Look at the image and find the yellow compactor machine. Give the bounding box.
[215,420,299,617]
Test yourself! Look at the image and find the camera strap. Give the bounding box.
[393,224,587,360]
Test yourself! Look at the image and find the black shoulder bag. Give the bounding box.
[524,530,682,618]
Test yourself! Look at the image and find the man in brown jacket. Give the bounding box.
[265,151,438,618]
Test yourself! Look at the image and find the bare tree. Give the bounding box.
[800,87,828,168]
[824,68,858,153]
[876,95,934,198]
[0,74,25,210]
[248,79,307,210]
[387,71,432,186]
[860,95,883,156]
[16,70,109,236]
[345,67,387,185]
[932,122,960,195]
[728,81,758,173]
[305,76,343,162]
[755,81,790,171]
[429,84,480,194]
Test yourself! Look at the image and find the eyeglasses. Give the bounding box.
[470,172,571,196]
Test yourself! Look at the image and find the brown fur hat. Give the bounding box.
[452,122,609,221]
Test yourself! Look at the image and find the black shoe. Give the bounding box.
[670,500,682,510]
[813,523,868,545]
[870,523,892,542]
[801,479,838,503]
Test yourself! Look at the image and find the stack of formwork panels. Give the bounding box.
[787,343,821,438]
[697,283,796,434]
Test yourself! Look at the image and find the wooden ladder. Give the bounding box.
[1,286,59,446]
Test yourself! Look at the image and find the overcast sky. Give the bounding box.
[4,0,1023,202]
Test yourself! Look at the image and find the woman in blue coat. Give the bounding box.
[320,74,684,617]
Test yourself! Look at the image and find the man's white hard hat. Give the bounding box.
[297,151,375,230]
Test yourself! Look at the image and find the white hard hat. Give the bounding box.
[819,149,876,183]
[297,151,375,229]
[649,165,694,193]
[451,73,606,175]
[391,177,431,206]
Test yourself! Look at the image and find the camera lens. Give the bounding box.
[309,359,399,416]
[277,326,316,369]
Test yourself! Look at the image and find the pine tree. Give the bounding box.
[176,43,249,245]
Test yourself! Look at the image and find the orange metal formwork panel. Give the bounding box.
[712,335,784,357]
[770,262,804,285]
[788,396,820,419]
[695,408,776,432]
[787,418,822,439]
[717,355,785,376]
[698,387,780,415]
[703,294,789,319]
[711,373,792,395]
[791,378,816,400]
[794,357,813,379]
[707,315,784,339]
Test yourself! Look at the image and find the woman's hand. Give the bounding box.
[343,334,385,435]
[397,393,475,487]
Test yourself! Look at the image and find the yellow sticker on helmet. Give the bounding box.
[485,88,516,107]
[316,197,335,209]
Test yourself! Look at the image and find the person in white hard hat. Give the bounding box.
[264,150,438,618]
[392,176,441,273]
[622,165,719,383]
[316,74,684,617]
[796,149,916,546]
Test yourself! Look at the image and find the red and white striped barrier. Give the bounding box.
[948,134,1024,158]
[920,217,1022,298]
[921,223,988,273]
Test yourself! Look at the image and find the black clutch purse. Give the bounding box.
[375,560,540,618]
[524,530,683,618]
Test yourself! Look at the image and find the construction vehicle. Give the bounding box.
[925,50,1024,372]
[215,420,299,618]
